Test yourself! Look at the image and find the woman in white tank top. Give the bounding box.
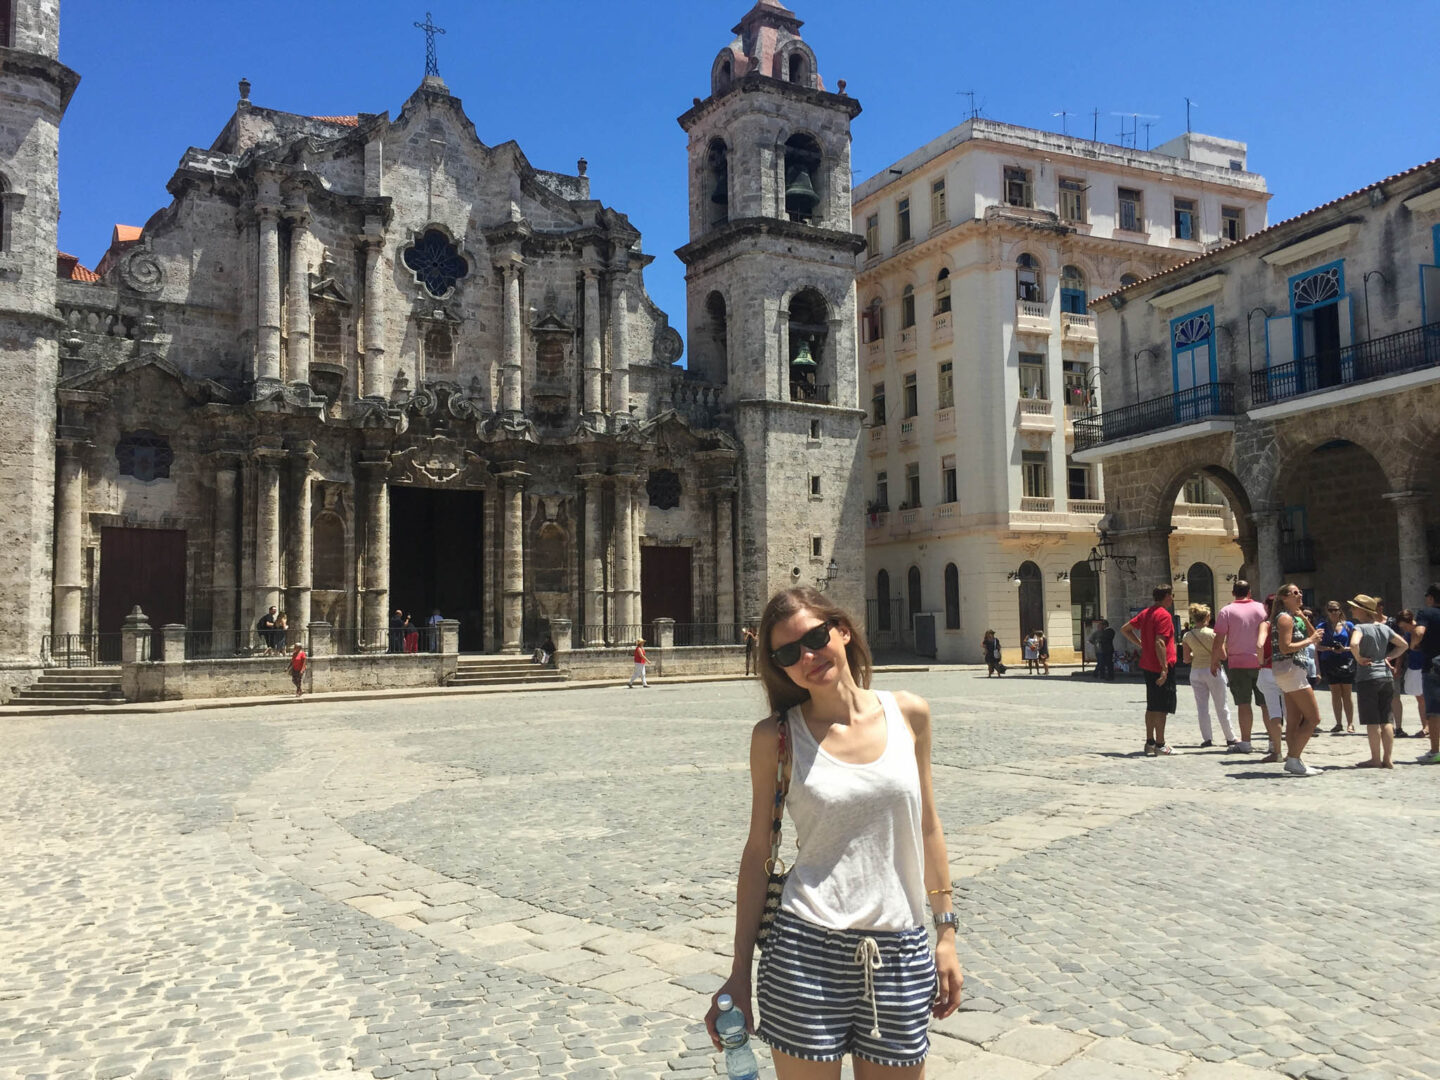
[705,587,963,1076]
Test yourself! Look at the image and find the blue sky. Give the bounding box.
[57,1,1439,349]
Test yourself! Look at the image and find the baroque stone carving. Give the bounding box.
[119,245,165,294]
[388,435,488,488]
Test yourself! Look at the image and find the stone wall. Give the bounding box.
[123,652,457,702]
[556,645,747,681]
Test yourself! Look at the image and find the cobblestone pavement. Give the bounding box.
[2,671,1437,1080]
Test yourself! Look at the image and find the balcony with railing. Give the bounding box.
[789,382,832,405]
[1061,311,1097,343]
[934,405,955,438]
[1251,320,1440,407]
[1016,300,1050,335]
[866,338,886,368]
[1015,397,1055,432]
[1066,499,1106,516]
[898,418,917,444]
[1073,382,1236,451]
[932,311,953,344]
[867,424,887,455]
[897,326,917,353]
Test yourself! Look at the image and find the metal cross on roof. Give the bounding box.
[414,11,446,77]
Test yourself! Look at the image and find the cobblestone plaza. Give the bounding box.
[2,673,1436,1080]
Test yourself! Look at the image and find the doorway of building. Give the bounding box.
[1017,561,1043,646]
[99,527,186,659]
[640,546,693,640]
[1069,561,1100,656]
[388,487,485,651]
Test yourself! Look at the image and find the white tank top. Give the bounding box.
[779,690,926,931]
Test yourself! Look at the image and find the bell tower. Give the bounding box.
[677,0,866,621]
[0,0,80,667]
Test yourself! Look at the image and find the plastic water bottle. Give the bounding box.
[715,993,759,1080]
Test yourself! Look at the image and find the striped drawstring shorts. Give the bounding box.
[756,908,936,1067]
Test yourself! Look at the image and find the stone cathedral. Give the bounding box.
[0,0,864,685]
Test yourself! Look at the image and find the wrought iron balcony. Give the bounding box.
[789,382,832,405]
[1251,320,1440,406]
[1072,382,1236,451]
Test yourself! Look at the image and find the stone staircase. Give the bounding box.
[8,667,126,707]
[447,655,566,688]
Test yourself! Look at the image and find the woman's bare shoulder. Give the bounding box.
[890,690,932,734]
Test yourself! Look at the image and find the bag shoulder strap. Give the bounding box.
[767,715,790,871]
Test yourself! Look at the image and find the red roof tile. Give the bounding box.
[57,252,99,282]
[112,223,142,243]
[1094,154,1440,303]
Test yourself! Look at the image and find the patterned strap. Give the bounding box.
[767,716,789,870]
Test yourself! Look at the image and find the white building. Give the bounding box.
[852,119,1270,662]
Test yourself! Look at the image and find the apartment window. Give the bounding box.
[934,268,951,314]
[944,564,960,630]
[871,382,887,426]
[1015,253,1043,302]
[862,298,885,343]
[938,361,954,409]
[1022,451,1051,499]
[896,197,912,244]
[931,179,947,226]
[875,471,889,511]
[809,475,822,496]
[902,371,918,418]
[1221,206,1244,242]
[941,454,957,504]
[1004,166,1033,208]
[809,419,821,440]
[901,284,916,328]
[1174,198,1197,241]
[1059,265,1087,314]
[811,535,823,558]
[1019,353,1047,399]
[1118,187,1143,232]
[1059,178,1087,223]
[1062,360,1091,408]
[1067,462,1095,500]
[904,461,921,507]
[865,213,880,256]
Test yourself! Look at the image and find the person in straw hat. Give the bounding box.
[1347,593,1408,769]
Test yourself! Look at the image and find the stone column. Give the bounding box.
[610,272,630,419]
[307,621,332,658]
[51,440,86,643]
[210,453,240,654]
[498,464,528,653]
[714,482,736,631]
[361,230,388,399]
[253,443,285,627]
[612,469,637,631]
[255,199,283,386]
[285,202,312,389]
[500,258,524,415]
[358,457,390,651]
[287,442,316,637]
[439,619,460,655]
[549,617,572,653]
[580,470,605,646]
[1249,505,1285,600]
[1384,491,1430,607]
[582,268,603,422]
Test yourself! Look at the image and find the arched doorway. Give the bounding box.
[1186,562,1215,616]
[907,566,922,626]
[1017,561,1043,642]
[876,569,892,632]
[1069,561,1100,655]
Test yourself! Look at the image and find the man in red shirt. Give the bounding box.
[289,642,308,698]
[1123,584,1178,756]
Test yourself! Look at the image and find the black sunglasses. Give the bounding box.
[770,618,838,668]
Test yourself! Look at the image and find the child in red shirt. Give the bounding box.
[290,642,307,698]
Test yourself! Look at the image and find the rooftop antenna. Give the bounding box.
[1185,97,1198,133]
[1092,108,1099,142]
[1142,120,1156,150]
[1052,110,1076,136]
[957,90,981,121]
[1112,112,1158,149]
[414,11,446,78]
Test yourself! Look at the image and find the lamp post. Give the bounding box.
[1131,347,1157,404]
[816,557,839,592]
[1363,270,1388,339]
[1245,306,1271,403]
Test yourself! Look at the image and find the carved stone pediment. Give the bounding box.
[389,435,489,488]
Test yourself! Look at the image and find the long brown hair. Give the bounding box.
[756,587,873,716]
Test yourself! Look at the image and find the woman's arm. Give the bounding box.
[1275,613,1300,655]
[1349,626,1371,665]
[897,691,963,1020]
[1182,634,1194,666]
[705,717,783,1047]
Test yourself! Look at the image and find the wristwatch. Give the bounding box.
[933,911,959,931]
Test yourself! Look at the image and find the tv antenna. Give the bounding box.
[1112,112,1158,149]
[1185,97,1198,133]
[956,90,981,121]
[1051,110,1077,136]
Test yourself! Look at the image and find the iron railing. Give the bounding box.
[671,623,744,647]
[1072,382,1236,451]
[574,624,650,648]
[1250,320,1440,405]
[789,383,832,405]
[42,633,123,667]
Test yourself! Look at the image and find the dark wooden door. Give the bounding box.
[640,546,693,629]
[99,527,187,655]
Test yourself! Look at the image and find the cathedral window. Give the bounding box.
[116,430,174,482]
[707,140,729,225]
[402,229,469,299]
[700,291,728,383]
[646,469,682,510]
[424,324,455,375]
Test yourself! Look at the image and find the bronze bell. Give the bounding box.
[710,170,728,205]
[785,168,820,216]
[790,337,817,368]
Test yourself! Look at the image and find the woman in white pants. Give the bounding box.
[1182,604,1238,748]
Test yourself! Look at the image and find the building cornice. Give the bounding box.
[676,217,865,266]
[678,72,862,132]
[0,46,81,111]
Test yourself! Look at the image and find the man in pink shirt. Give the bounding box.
[1211,579,1269,754]
[1122,584,1179,755]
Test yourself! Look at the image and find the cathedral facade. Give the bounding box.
[0,0,864,687]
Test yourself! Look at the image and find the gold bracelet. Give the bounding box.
[927,887,953,895]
